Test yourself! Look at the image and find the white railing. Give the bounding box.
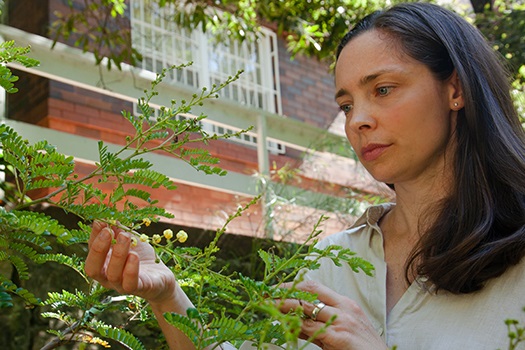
[132,102,285,154]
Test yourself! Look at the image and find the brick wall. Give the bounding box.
[7,71,49,125]
[7,0,49,35]
[72,161,265,237]
[278,39,340,130]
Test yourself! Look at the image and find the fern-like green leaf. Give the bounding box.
[238,274,273,300]
[10,231,52,250]
[121,109,144,134]
[0,127,29,175]
[200,316,250,347]
[124,188,153,202]
[109,157,152,174]
[259,250,309,276]
[124,169,177,190]
[0,251,8,261]
[9,254,29,280]
[109,185,126,204]
[0,284,13,308]
[45,289,88,309]
[145,130,170,142]
[27,178,65,190]
[8,241,39,261]
[37,253,87,282]
[0,275,41,305]
[164,311,201,346]
[97,326,147,350]
[41,311,76,325]
[311,245,374,276]
[13,210,78,245]
[97,141,117,171]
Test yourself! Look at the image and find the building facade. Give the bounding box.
[3,0,390,243]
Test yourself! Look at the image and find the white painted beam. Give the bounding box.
[5,119,258,196]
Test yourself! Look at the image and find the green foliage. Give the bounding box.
[50,0,140,70]
[499,309,525,350]
[50,0,524,122]
[0,40,39,93]
[475,0,525,76]
[97,326,147,350]
[0,274,41,307]
[161,212,374,348]
[474,0,525,120]
[0,38,375,346]
[51,0,419,70]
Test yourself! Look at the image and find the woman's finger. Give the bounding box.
[302,300,331,322]
[279,281,342,312]
[121,252,140,293]
[88,220,108,248]
[85,227,113,281]
[105,231,132,285]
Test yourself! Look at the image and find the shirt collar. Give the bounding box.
[351,202,395,231]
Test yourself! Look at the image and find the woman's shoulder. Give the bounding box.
[315,202,394,250]
[490,255,525,290]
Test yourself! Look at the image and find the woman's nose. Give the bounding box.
[347,105,376,132]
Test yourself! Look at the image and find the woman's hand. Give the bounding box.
[85,221,236,350]
[279,281,387,350]
[85,221,177,304]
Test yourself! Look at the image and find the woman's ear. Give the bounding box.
[448,70,464,110]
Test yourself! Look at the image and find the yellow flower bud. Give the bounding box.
[163,229,174,240]
[176,230,188,243]
[140,234,149,243]
[142,218,152,227]
[130,237,138,247]
[91,337,111,348]
[152,234,162,244]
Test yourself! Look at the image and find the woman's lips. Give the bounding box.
[361,143,391,162]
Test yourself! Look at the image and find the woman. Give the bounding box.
[85,3,525,349]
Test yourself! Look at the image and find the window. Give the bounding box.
[130,0,282,115]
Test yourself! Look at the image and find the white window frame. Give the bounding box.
[130,0,284,154]
[130,0,282,115]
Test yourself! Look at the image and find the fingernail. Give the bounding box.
[100,228,113,241]
[117,232,129,244]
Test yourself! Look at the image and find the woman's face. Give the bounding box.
[335,29,460,187]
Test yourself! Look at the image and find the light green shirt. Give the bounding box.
[302,203,525,349]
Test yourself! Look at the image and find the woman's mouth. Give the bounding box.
[361,143,391,162]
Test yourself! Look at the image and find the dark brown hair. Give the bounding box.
[337,3,525,293]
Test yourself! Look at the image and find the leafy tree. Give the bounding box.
[49,0,524,120]
[472,0,525,121]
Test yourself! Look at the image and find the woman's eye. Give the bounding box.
[377,86,393,96]
[340,104,353,114]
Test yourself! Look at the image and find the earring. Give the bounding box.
[454,102,459,107]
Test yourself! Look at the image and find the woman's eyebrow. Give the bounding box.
[359,68,403,86]
[334,67,405,100]
[334,88,348,100]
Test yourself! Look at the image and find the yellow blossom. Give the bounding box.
[176,230,188,243]
[142,218,152,227]
[82,336,111,348]
[139,234,149,243]
[152,234,162,244]
[163,228,174,240]
[130,237,138,247]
